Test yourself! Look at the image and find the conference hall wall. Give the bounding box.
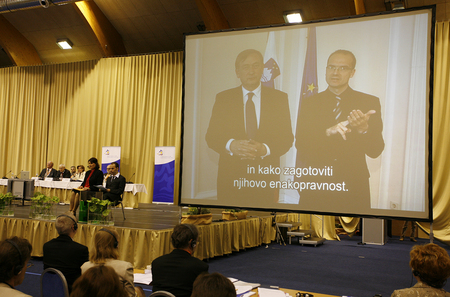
[181,7,434,220]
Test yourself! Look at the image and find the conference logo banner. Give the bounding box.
[153,146,175,204]
[102,146,121,173]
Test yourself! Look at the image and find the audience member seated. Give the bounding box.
[69,157,103,216]
[191,272,237,297]
[391,243,450,297]
[43,212,89,292]
[81,228,144,297]
[0,236,33,297]
[70,265,128,297]
[101,162,126,206]
[70,166,77,179]
[72,165,86,181]
[38,161,58,179]
[57,164,71,180]
[151,224,209,297]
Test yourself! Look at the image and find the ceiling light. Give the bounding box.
[283,10,303,24]
[56,38,73,50]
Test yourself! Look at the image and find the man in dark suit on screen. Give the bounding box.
[102,162,126,205]
[206,49,294,204]
[296,50,384,212]
[43,212,89,292]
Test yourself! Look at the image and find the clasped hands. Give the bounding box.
[230,139,267,160]
[326,109,375,140]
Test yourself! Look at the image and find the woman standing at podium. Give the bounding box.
[69,157,103,216]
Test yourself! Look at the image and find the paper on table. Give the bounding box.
[233,280,260,289]
[258,287,286,297]
[236,285,253,295]
[133,272,152,285]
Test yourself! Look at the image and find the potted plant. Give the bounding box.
[222,209,248,221]
[29,192,59,220]
[0,192,15,217]
[87,197,113,226]
[181,207,212,225]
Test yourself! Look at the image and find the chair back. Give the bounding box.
[41,268,70,297]
[149,291,176,297]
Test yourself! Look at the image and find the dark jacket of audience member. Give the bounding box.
[70,265,128,297]
[0,236,33,297]
[43,212,89,292]
[391,243,450,297]
[191,272,237,297]
[151,224,209,297]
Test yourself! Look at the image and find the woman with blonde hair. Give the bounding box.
[81,228,144,297]
[391,243,450,296]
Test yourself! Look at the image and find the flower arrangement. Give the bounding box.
[181,207,212,225]
[222,209,248,221]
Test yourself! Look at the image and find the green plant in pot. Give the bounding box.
[87,197,113,225]
[29,192,59,220]
[0,192,15,216]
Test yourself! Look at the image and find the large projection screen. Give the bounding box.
[181,7,434,220]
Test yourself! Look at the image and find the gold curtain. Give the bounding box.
[418,21,450,244]
[0,52,183,206]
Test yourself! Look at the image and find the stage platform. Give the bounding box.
[0,203,300,269]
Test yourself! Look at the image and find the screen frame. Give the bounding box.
[179,6,435,222]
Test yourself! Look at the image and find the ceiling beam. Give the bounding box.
[73,1,126,57]
[195,0,229,31]
[354,0,366,14]
[0,15,42,66]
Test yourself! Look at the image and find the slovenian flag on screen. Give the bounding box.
[261,31,280,88]
[296,26,318,166]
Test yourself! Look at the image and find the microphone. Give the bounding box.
[126,173,135,184]
[2,170,11,179]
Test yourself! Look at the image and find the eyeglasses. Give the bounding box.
[240,63,262,72]
[296,293,313,297]
[326,65,352,72]
[26,263,34,269]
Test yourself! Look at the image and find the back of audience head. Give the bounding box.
[70,265,127,297]
[56,213,78,236]
[410,243,450,288]
[171,224,198,249]
[191,272,236,297]
[90,228,120,263]
[0,236,33,286]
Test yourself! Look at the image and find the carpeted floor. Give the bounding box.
[15,234,450,297]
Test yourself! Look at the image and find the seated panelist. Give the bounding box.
[38,161,58,179]
[57,164,71,180]
[69,157,103,216]
[101,162,126,205]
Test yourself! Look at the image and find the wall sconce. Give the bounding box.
[283,10,303,24]
[56,38,73,49]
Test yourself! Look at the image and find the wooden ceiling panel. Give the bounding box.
[160,0,197,13]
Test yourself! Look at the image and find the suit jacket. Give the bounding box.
[56,169,71,179]
[39,168,58,179]
[151,249,209,297]
[205,85,294,204]
[391,282,450,297]
[80,169,103,189]
[0,284,32,297]
[43,234,89,292]
[103,174,126,203]
[81,259,136,297]
[295,87,384,213]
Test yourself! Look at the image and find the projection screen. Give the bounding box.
[180,7,434,220]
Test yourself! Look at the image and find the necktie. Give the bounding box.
[333,96,342,121]
[246,92,257,139]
